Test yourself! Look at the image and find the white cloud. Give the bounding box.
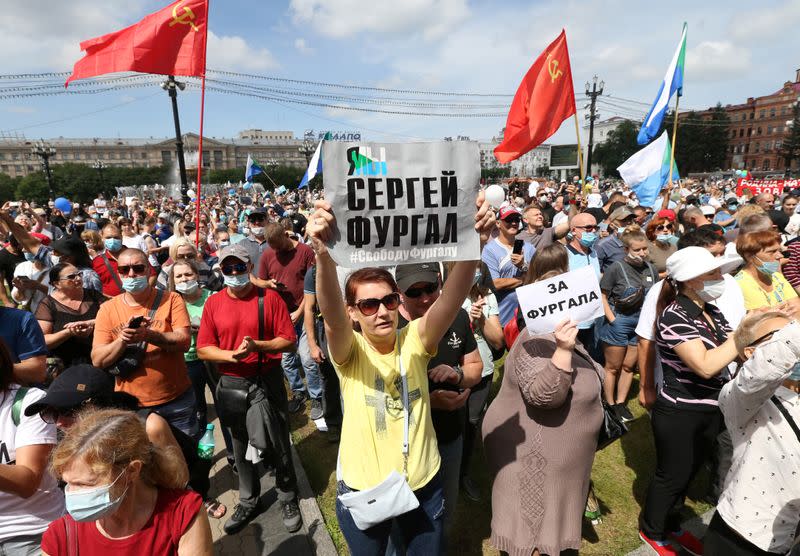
[294,38,314,55]
[686,41,751,82]
[207,31,279,71]
[728,1,800,41]
[289,0,470,40]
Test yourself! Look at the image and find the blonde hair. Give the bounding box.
[168,237,197,263]
[620,224,647,249]
[51,408,187,489]
[81,230,102,250]
[734,204,764,225]
[733,310,787,355]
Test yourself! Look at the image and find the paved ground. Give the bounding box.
[625,509,714,556]
[203,399,337,556]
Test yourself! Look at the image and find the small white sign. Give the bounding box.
[516,265,604,334]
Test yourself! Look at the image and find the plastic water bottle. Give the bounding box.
[198,424,215,459]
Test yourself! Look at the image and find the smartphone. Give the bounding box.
[128,316,145,329]
[513,239,524,255]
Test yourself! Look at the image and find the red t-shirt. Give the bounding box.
[92,252,122,296]
[257,242,315,312]
[196,286,296,377]
[42,489,202,556]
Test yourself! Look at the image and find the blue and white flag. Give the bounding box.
[618,131,679,208]
[298,139,323,189]
[637,23,687,145]
[245,154,263,182]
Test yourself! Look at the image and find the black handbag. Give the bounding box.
[613,261,656,315]
[106,289,164,378]
[585,352,629,450]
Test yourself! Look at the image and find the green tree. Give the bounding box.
[592,119,640,178]
[658,105,730,173]
[0,173,19,203]
[781,102,800,174]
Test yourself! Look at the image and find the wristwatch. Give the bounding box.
[453,365,464,386]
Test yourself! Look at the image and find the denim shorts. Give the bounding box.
[600,311,640,347]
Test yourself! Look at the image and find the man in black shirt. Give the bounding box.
[395,262,482,543]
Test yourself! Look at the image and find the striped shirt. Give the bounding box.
[656,295,731,411]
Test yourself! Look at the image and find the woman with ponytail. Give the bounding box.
[41,408,212,555]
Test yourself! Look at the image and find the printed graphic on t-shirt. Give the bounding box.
[363,374,421,436]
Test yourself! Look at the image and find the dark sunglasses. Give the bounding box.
[248,215,266,223]
[404,282,439,299]
[503,218,522,225]
[175,253,194,260]
[58,272,81,282]
[117,264,147,275]
[355,293,401,316]
[747,328,781,348]
[575,225,599,231]
[656,224,674,231]
[221,262,248,275]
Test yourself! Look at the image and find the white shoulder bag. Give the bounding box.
[337,337,420,530]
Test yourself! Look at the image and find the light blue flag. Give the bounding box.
[245,154,263,182]
[617,131,680,208]
[637,23,687,145]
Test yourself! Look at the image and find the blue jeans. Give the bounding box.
[149,386,199,439]
[282,320,323,399]
[336,470,445,556]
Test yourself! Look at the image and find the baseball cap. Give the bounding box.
[218,243,250,264]
[609,206,634,222]
[395,262,440,292]
[247,207,267,219]
[657,209,676,222]
[157,212,169,219]
[666,246,742,282]
[24,365,115,416]
[498,206,522,221]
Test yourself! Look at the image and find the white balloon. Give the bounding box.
[485,184,505,207]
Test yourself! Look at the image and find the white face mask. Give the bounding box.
[250,226,264,237]
[697,278,726,302]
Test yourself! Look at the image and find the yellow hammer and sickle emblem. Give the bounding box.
[548,59,563,83]
[170,1,199,32]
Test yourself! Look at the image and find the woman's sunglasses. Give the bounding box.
[656,224,674,231]
[404,282,439,299]
[354,293,401,316]
[58,272,81,282]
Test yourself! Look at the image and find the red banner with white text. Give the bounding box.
[736,178,800,196]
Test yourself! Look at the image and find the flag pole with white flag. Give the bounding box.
[637,22,687,155]
[617,131,679,209]
[298,139,323,189]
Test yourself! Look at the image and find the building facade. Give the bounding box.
[693,69,800,173]
[0,131,308,179]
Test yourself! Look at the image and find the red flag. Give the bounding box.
[65,0,208,87]
[494,30,576,164]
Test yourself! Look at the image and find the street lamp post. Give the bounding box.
[92,160,107,189]
[161,75,189,203]
[299,130,316,165]
[30,140,56,201]
[584,75,604,178]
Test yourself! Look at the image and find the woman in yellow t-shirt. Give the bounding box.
[306,193,494,556]
[734,230,800,311]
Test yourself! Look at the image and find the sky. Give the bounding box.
[1,0,799,145]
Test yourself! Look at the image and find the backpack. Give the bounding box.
[12,387,29,427]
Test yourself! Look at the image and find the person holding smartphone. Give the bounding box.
[481,206,536,326]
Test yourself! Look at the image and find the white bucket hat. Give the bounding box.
[666,246,742,282]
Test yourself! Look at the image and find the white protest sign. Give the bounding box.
[322,141,481,268]
[516,266,603,335]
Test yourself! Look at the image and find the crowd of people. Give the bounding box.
[0,174,799,556]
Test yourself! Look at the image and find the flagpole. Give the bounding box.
[194,0,210,249]
[572,112,586,186]
[668,94,680,189]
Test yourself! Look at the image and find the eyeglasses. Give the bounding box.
[58,272,81,282]
[747,329,781,348]
[175,253,194,260]
[656,224,674,231]
[574,225,599,231]
[404,282,439,298]
[354,293,401,316]
[117,264,147,275]
[503,218,522,226]
[221,262,248,275]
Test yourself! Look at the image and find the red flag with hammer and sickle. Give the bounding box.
[65,0,208,87]
[494,30,576,164]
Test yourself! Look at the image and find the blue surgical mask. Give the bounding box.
[617,226,626,235]
[579,232,598,248]
[789,361,800,381]
[121,276,148,293]
[756,257,780,276]
[23,251,36,262]
[224,273,250,289]
[65,469,128,522]
[104,238,122,252]
[656,233,675,243]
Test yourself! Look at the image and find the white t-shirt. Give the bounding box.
[0,385,64,541]
[11,261,50,313]
[635,274,745,387]
[122,234,146,251]
[462,293,500,377]
[552,210,569,228]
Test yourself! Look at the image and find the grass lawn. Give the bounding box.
[290,366,712,556]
